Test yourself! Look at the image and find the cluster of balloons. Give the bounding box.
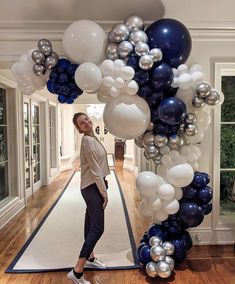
[137,234,175,279]
[31,39,59,76]
[46,58,83,104]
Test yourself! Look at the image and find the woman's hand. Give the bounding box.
[102,196,108,209]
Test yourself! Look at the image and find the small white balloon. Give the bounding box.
[163,199,180,214]
[102,76,115,88]
[152,198,162,212]
[121,66,135,81]
[158,184,176,201]
[177,64,188,75]
[136,171,159,198]
[109,86,120,97]
[115,77,125,88]
[154,210,169,222]
[124,80,139,95]
[100,59,114,76]
[175,187,183,200]
[178,73,193,90]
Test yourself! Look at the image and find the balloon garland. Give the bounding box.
[11,14,224,280]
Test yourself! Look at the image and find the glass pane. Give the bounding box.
[0,88,6,125]
[220,171,235,215]
[24,102,29,124]
[24,125,29,146]
[33,126,40,144]
[25,167,30,189]
[25,146,29,168]
[0,162,9,201]
[36,145,40,163]
[32,105,39,124]
[221,76,235,122]
[34,164,40,183]
[0,126,8,163]
[33,144,36,164]
[221,124,235,169]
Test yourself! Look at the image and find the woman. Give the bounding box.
[68,112,110,284]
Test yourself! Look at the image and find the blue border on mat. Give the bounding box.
[6,170,140,273]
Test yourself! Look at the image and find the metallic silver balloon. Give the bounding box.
[39,44,52,56]
[135,42,149,56]
[154,135,168,148]
[185,113,197,124]
[149,236,163,247]
[111,23,130,43]
[145,261,158,278]
[139,54,153,70]
[205,90,220,105]
[117,41,133,59]
[184,123,198,136]
[146,145,158,158]
[38,39,52,49]
[31,50,45,64]
[192,96,205,108]
[153,154,162,165]
[149,48,163,63]
[124,15,144,31]
[196,82,211,98]
[147,122,154,131]
[45,55,58,69]
[135,137,145,148]
[150,245,166,262]
[129,30,148,46]
[144,149,151,161]
[105,42,119,60]
[164,256,175,271]
[168,135,180,150]
[143,132,154,146]
[156,261,172,278]
[108,31,115,42]
[33,64,46,76]
[162,241,175,256]
[178,136,185,147]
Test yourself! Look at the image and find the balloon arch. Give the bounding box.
[12,15,224,279]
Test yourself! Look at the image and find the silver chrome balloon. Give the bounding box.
[154,134,168,148]
[135,42,149,57]
[149,236,163,247]
[105,42,119,60]
[124,15,144,31]
[117,41,133,59]
[149,48,163,63]
[108,31,115,42]
[168,135,180,150]
[39,44,52,56]
[153,154,162,165]
[45,55,58,69]
[146,145,158,158]
[185,113,197,124]
[135,137,145,148]
[129,30,148,46]
[33,64,46,76]
[196,82,211,98]
[184,123,198,136]
[162,241,175,256]
[111,23,130,43]
[31,50,45,64]
[164,255,175,271]
[192,96,205,108]
[150,245,166,262]
[143,132,154,146]
[156,261,172,278]
[145,261,158,278]
[38,39,52,49]
[144,149,151,161]
[205,90,220,105]
[139,54,153,70]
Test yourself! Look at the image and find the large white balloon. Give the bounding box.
[62,20,106,64]
[136,171,159,198]
[103,94,150,139]
[75,62,102,92]
[167,163,194,187]
[158,184,175,200]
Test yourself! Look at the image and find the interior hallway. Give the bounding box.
[0,160,234,284]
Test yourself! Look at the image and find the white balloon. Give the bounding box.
[136,171,159,198]
[178,73,193,90]
[189,64,203,74]
[154,210,169,222]
[191,71,204,87]
[177,64,188,75]
[167,163,194,187]
[158,184,176,200]
[124,80,139,95]
[109,86,120,97]
[115,77,125,88]
[100,59,114,76]
[139,199,153,217]
[103,94,150,139]
[121,66,135,81]
[175,187,183,200]
[75,62,102,92]
[62,20,106,64]
[97,84,111,103]
[113,59,125,75]
[152,198,162,212]
[103,76,115,88]
[163,199,180,214]
[157,164,168,180]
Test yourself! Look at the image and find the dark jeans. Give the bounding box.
[79,183,105,259]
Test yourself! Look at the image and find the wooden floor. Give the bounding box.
[0,160,234,284]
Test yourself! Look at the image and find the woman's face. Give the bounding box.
[76,114,93,134]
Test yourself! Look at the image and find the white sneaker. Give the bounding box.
[67,269,91,284]
[86,258,107,269]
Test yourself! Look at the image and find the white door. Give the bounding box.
[23,98,42,197]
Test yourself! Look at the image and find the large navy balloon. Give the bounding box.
[157,97,187,126]
[179,202,204,227]
[146,18,192,68]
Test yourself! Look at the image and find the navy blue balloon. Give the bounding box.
[49,71,59,81]
[151,62,173,92]
[66,97,74,104]
[179,202,204,228]
[127,54,140,71]
[147,224,168,241]
[182,186,198,201]
[201,202,212,215]
[134,70,150,86]
[70,91,79,100]
[139,245,152,264]
[146,18,192,68]
[147,92,164,108]
[157,97,187,126]
[67,63,78,77]
[192,172,208,188]
[142,231,149,244]
[167,224,182,236]
[58,58,71,69]
[60,85,70,96]
[201,172,210,184]
[138,85,153,100]
[137,242,147,261]
[150,109,159,123]
[164,86,178,97]
[58,95,67,103]
[47,80,57,94]
[171,238,187,262]
[153,121,169,135]
[58,73,69,84]
[180,230,193,250]
[198,186,213,204]
[168,126,180,135]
